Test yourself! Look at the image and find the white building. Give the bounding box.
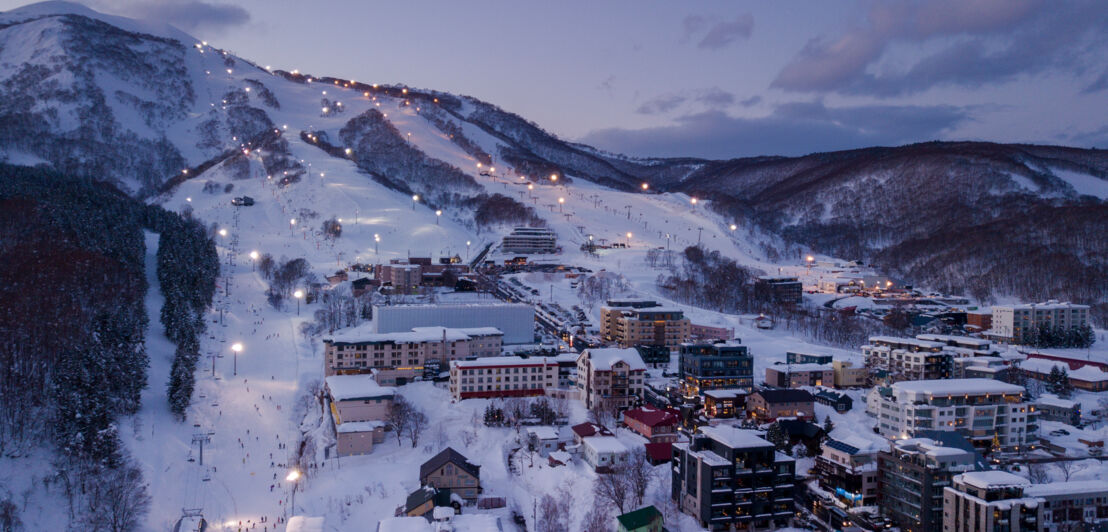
[867,378,1035,450]
[576,348,646,410]
[373,302,535,344]
[580,436,628,470]
[500,227,557,254]
[448,356,560,401]
[943,471,1108,532]
[991,301,1090,344]
[525,426,561,457]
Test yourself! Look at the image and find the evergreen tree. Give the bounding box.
[823,415,835,435]
[1057,367,1074,398]
[765,422,789,453]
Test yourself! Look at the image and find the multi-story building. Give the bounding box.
[878,437,981,532]
[703,390,748,419]
[746,389,815,422]
[671,426,796,530]
[786,352,834,365]
[623,406,681,443]
[833,360,869,388]
[634,345,671,367]
[678,341,754,397]
[325,374,396,456]
[992,301,1090,344]
[754,276,802,305]
[374,260,422,291]
[1034,394,1081,425]
[448,356,560,400]
[323,325,503,378]
[419,447,482,501]
[500,227,558,254]
[600,301,691,349]
[863,336,956,382]
[1021,357,1108,392]
[953,357,1014,381]
[765,363,833,388]
[915,334,997,356]
[814,436,881,506]
[577,348,647,410]
[372,302,535,344]
[866,378,1036,451]
[943,471,1108,532]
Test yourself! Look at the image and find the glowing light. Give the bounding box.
[730,224,738,231]
[250,251,259,260]
[286,470,301,482]
[690,197,698,205]
[293,290,304,299]
[218,228,227,237]
[641,183,649,190]
[412,194,420,202]
[231,342,242,353]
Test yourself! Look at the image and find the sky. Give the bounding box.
[6,0,1108,160]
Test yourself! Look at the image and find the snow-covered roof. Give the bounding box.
[869,336,945,349]
[325,375,396,401]
[768,363,831,372]
[325,324,503,344]
[700,426,770,449]
[958,471,1030,490]
[892,378,1023,396]
[285,516,325,532]
[549,451,572,463]
[916,334,992,347]
[335,420,385,433]
[1036,394,1078,409]
[896,438,969,457]
[377,517,433,532]
[432,506,455,519]
[1024,480,1108,498]
[584,347,646,371]
[1021,359,1108,382]
[452,356,558,368]
[703,389,748,399]
[526,426,559,440]
[582,436,628,454]
[994,301,1090,311]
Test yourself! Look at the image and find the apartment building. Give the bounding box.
[915,334,997,356]
[1034,394,1081,425]
[866,379,1036,451]
[623,406,681,443]
[747,389,816,422]
[753,276,802,305]
[600,300,691,349]
[325,374,396,456]
[992,301,1090,344]
[863,336,955,382]
[942,471,1108,532]
[814,436,881,506]
[323,325,503,378]
[448,356,560,400]
[577,348,647,410]
[877,436,981,532]
[500,227,557,254]
[671,426,796,530]
[833,360,869,388]
[678,341,754,397]
[765,363,833,388]
[374,260,422,291]
[372,302,534,344]
[786,352,834,365]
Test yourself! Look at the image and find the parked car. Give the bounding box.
[231,196,255,206]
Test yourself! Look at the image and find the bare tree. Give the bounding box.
[536,493,569,532]
[1055,460,1075,482]
[388,397,412,445]
[77,464,151,532]
[625,448,659,508]
[589,398,620,428]
[645,248,661,268]
[594,465,632,514]
[580,501,611,532]
[1028,463,1050,484]
[0,497,22,532]
[405,408,428,448]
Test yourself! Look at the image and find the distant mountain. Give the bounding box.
[1,1,1105,311]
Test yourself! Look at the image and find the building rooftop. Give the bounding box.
[958,470,1030,490]
[325,324,503,344]
[1022,359,1108,383]
[994,301,1090,311]
[623,406,680,428]
[583,347,646,371]
[335,420,386,433]
[526,426,559,440]
[1024,480,1108,498]
[583,436,628,454]
[452,356,558,368]
[868,336,946,349]
[891,378,1024,396]
[916,334,992,347]
[700,426,771,449]
[419,447,480,480]
[703,389,748,399]
[768,363,832,372]
[325,374,396,401]
[754,388,815,404]
[616,506,662,530]
[1036,394,1078,409]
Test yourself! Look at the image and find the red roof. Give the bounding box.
[623,406,680,428]
[571,422,611,438]
[644,442,673,462]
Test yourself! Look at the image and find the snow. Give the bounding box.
[699,426,771,449]
[378,517,433,532]
[334,421,385,434]
[583,347,646,371]
[325,375,395,401]
[768,363,831,372]
[285,515,325,532]
[958,470,1030,490]
[453,355,561,368]
[1024,480,1108,497]
[891,378,1024,396]
[582,436,629,454]
[1051,168,1108,199]
[526,426,559,440]
[326,324,502,344]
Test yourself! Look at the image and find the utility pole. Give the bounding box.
[697,227,704,245]
[192,431,214,466]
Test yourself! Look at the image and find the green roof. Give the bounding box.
[617,505,662,530]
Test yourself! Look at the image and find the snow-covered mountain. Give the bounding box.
[2,0,1107,305]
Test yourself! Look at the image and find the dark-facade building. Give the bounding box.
[877,436,981,532]
[678,341,754,397]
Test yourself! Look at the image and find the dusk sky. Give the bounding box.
[8,0,1108,159]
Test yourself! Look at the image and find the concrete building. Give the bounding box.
[600,301,691,349]
[814,436,881,506]
[786,352,834,365]
[500,227,557,254]
[833,360,869,388]
[690,323,735,342]
[702,389,747,419]
[323,325,503,379]
[1034,394,1081,425]
[863,336,956,382]
[678,341,754,397]
[867,379,1036,451]
[877,437,981,532]
[577,348,647,410]
[943,471,1108,532]
[375,260,422,291]
[747,389,815,422]
[325,375,395,457]
[754,276,802,305]
[991,301,1090,344]
[915,334,997,356]
[765,363,833,388]
[581,436,629,471]
[1021,357,1108,392]
[671,426,796,530]
[448,356,560,400]
[372,302,535,344]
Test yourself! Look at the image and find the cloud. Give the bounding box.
[739,95,762,107]
[102,1,251,32]
[682,13,754,49]
[1083,70,1108,94]
[582,102,974,159]
[636,88,735,115]
[772,0,1108,96]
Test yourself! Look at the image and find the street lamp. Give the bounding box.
[641,182,649,191]
[286,469,302,517]
[249,250,259,271]
[806,255,814,272]
[411,194,420,210]
[231,342,242,376]
[435,209,442,224]
[218,228,227,237]
[374,234,380,257]
[550,174,558,183]
[730,224,738,231]
[293,289,304,316]
[466,240,471,261]
[690,197,698,205]
[558,197,565,212]
[626,232,632,245]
